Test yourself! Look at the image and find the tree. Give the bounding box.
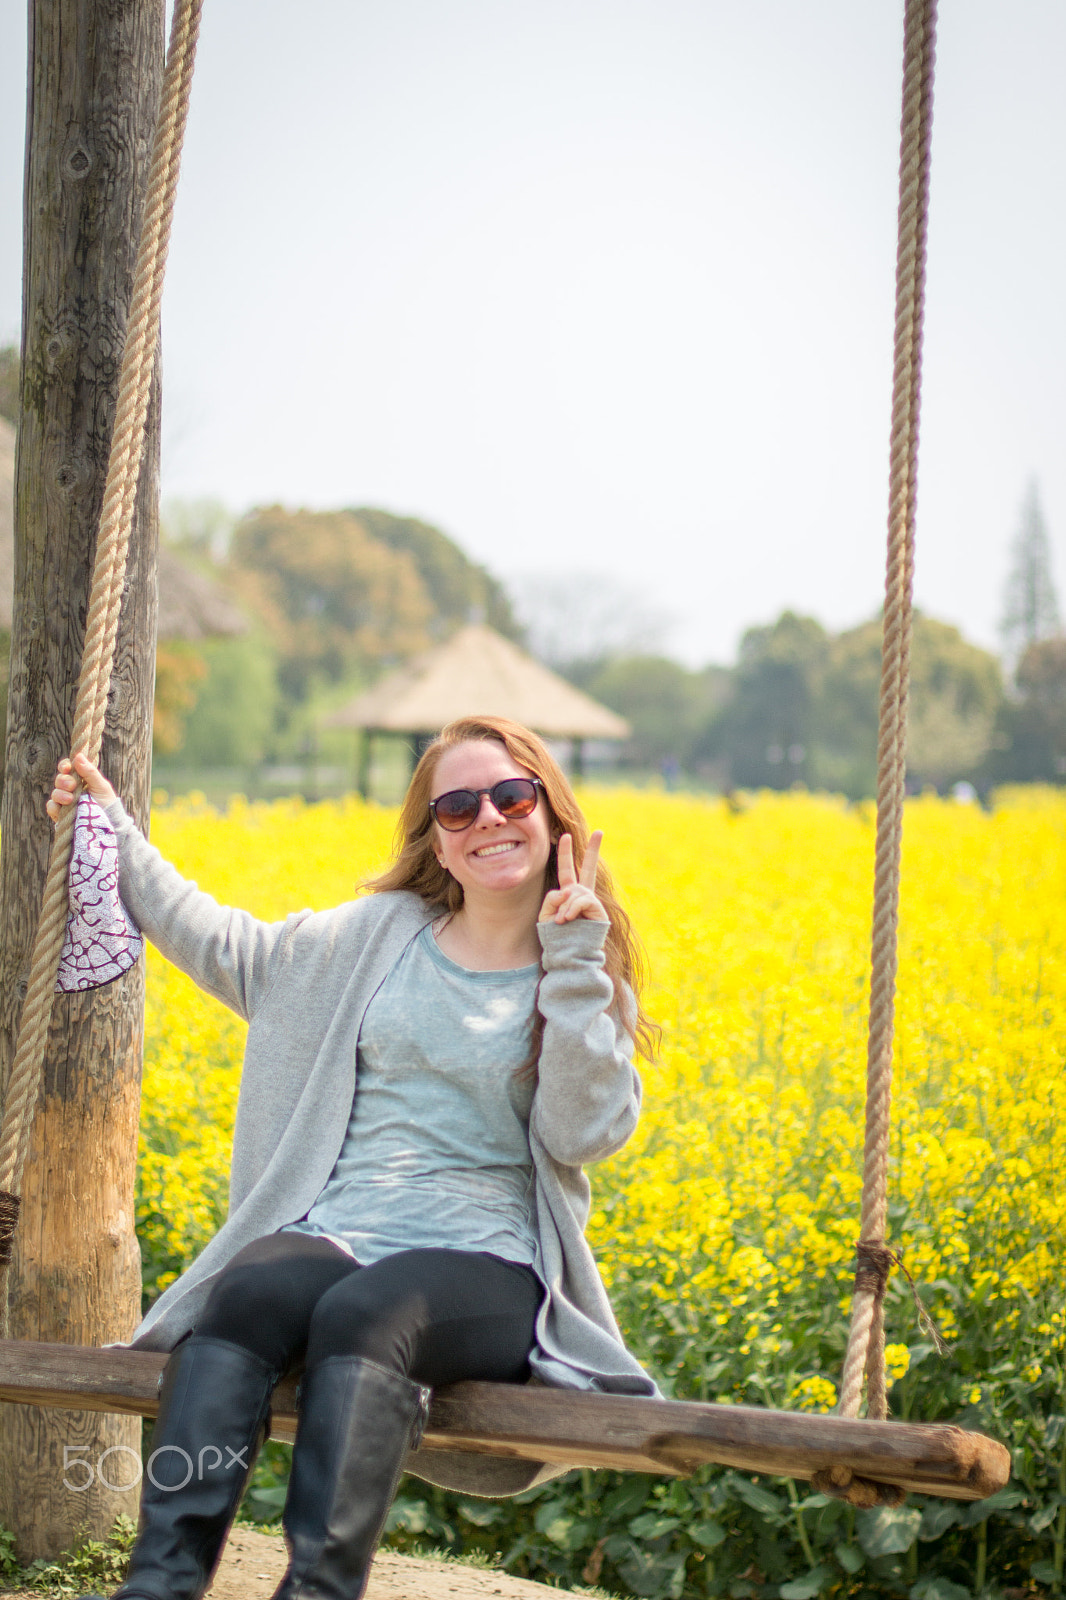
[585,655,725,772]
[0,0,162,1556]
[353,507,521,643]
[696,610,1002,798]
[0,343,17,424]
[698,612,830,789]
[822,615,1002,795]
[1001,481,1060,667]
[175,633,279,768]
[986,637,1066,784]
[229,506,434,704]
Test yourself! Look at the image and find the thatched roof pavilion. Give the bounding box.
[326,623,629,793]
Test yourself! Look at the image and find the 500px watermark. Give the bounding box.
[63,1444,250,1493]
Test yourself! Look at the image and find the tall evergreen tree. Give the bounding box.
[1001,480,1060,666]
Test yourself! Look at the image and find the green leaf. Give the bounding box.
[457,1500,505,1528]
[384,1497,436,1535]
[1030,1560,1058,1584]
[615,1544,688,1599]
[629,1512,681,1541]
[961,1487,1026,1526]
[834,1542,864,1574]
[1044,1414,1066,1448]
[732,1479,788,1521]
[1029,1501,1060,1534]
[910,1576,972,1600]
[690,1519,727,1551]
[603,1477,655,1519]
[779,1562,833,1598]
[919,1501,965,1541]
[856,1504,922,1557]
[537,1514,574,1548]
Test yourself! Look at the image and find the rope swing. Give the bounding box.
[833,0,938,1441]
[0,0,1010,1505]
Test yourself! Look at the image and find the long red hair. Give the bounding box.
[366,716,658,1062]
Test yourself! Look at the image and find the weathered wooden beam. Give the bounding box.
[0,1340,1011,1501]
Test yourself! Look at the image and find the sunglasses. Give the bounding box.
[429,778,545,832]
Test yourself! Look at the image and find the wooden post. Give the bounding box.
[0,0,163,1560]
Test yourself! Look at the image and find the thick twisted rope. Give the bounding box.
[824,0,937,1481]
[0,0,204,1332]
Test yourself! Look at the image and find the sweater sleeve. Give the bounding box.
[530,918,641,1167]
[103,798,295,1021]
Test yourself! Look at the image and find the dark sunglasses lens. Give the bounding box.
[434,790,480,830]
[493,780,537,818]
[432,780,539,830]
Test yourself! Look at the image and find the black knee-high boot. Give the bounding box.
[83,1335,278,1600]
[270,1355,430,1600]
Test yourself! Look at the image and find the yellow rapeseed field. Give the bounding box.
[134,786,1065,1593]
[139,786,1064,1398]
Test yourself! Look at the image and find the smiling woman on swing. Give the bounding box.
[46,714,658,1600]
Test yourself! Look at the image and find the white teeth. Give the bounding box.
[474,841,518,858]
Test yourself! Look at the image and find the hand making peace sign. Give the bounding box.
[538,831,609,924]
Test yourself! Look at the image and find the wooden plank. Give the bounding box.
[0,1341,1010,1501]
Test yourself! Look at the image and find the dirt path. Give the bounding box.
[0,1524,591,1600]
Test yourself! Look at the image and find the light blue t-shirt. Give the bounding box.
[284,924,540,1267]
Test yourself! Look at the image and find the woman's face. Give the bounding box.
[430,739,555,902]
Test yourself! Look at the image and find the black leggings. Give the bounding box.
[195,1232,543,1387]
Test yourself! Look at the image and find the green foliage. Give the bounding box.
[693,611,1004,796]
[149,502,532,767]
[353,506,521,643]
[1001,480,1061,664]
[369,1280,1064,1599]
[229,506,434,703]
[0,341,17,423]
[0,1514,136,1596]
[162,496,236,563]
[585,656,727,772]
[173,632,280,768]
[233,1244,1066,1599]
[820,615,1003,795]
[987,636,1066,784]
[696,611,830,788]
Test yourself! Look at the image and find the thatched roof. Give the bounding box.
[155,547,247,641]
[0,419,244,639]
[326,623,630,741]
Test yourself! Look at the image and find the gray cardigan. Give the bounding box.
[105,800,656,1495]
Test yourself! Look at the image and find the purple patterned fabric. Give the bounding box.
[56,794,143,992]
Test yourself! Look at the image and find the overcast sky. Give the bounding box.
[2,2,1063,667]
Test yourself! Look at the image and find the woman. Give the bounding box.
[48,715,657,1600]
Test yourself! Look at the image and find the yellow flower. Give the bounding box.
[129,785,1066,1416]
[789,1376,838,1413]
[883,1344,911,1389]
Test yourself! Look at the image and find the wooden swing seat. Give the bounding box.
[0,1339,1010,1502]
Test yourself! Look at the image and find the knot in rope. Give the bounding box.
[810,1466,906,1509]
[0,1193,19,1268]
[853,1239,896,1301]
